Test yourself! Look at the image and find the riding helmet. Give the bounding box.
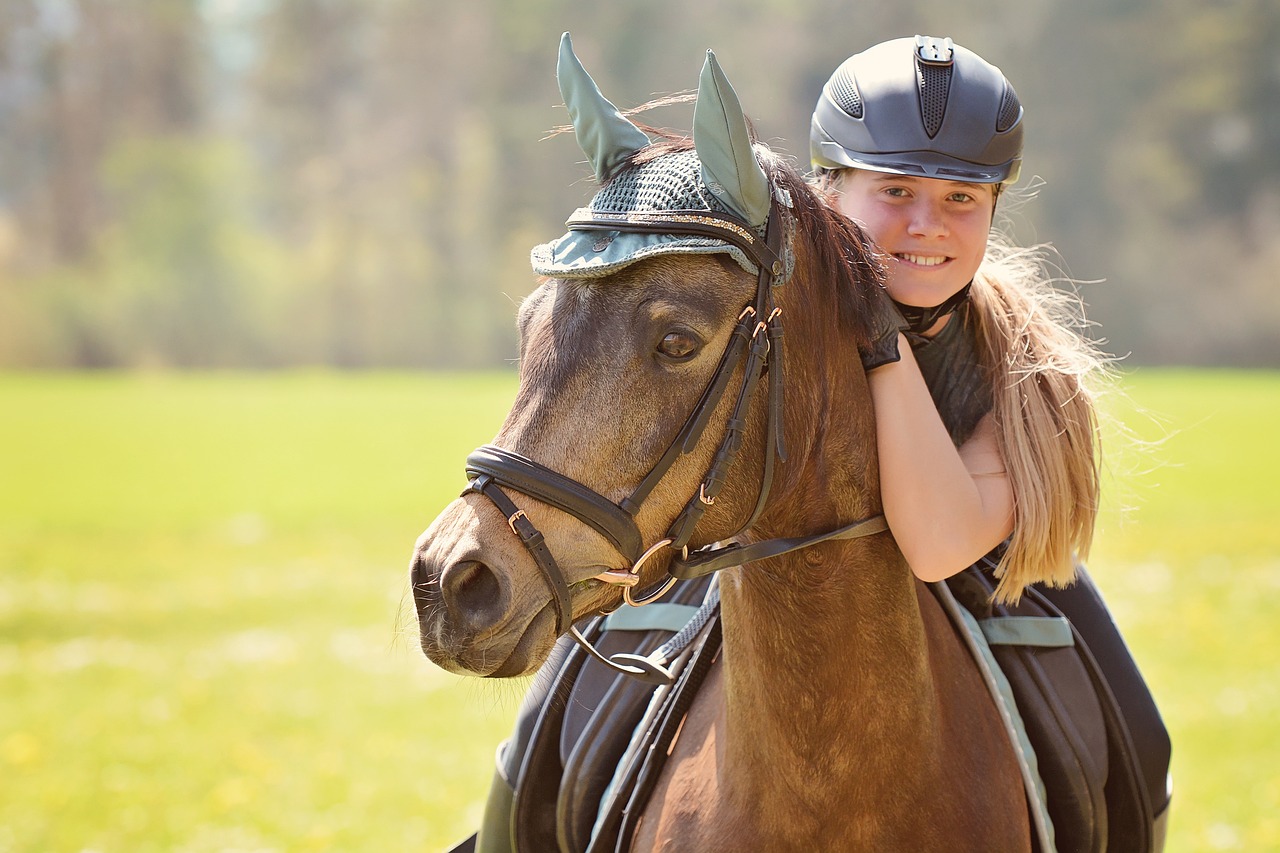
[810,35,1023,184]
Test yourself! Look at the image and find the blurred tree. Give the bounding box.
[0,0,1276,367]
[0,0,202,267]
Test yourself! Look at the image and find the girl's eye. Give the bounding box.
[949,192,974,203]
[658,331,698,359]
[884,187,909,198]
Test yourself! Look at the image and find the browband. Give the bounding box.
[564,208,784,279]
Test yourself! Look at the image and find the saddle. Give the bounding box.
[944,560,1171,853]
[459,576,721,853]
[452,563,1170,853]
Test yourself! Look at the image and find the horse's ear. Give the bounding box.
[694,50,771,227]
[558,32,650,183]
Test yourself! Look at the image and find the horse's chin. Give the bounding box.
[421,601,558,678]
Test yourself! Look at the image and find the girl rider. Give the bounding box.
[810,34,1171,844]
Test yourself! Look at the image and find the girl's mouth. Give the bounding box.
[894,253,950,267]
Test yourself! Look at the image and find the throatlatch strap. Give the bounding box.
[766,316,787,463]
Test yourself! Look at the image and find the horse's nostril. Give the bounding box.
[441,559,502,616]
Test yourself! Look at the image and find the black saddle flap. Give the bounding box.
[949,567,1110,853]
[948,564,1157,853]
[557,576,714,852]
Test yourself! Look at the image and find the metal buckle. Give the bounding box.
[592,568,641,588]
[750,308,781,342]
[506,509,527,535]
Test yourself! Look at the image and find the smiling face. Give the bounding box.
[833,170,994,314]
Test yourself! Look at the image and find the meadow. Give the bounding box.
[1,370,1277,852]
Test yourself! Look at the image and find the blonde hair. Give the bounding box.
[816,167,1111,602]
[971,235,1111,602]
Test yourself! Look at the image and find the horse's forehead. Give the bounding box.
[547,255,746,316]
[636,260,749,324]
[516,256,746,396]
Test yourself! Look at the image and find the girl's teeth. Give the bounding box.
[897,253,946,266]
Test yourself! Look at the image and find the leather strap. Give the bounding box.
[663,319,771,550]
[623,308,757,514]
[669,513,890,579]
[606,617,723,853]
[466,446,645,561]
[465,474,574,634]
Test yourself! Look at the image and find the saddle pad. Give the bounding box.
[930,579,1059,853]
[945,563,1159,853]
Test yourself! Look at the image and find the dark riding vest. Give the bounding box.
[909,301,992,447]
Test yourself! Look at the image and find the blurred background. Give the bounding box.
[3,2,1279,851]
[1,0,1278,370]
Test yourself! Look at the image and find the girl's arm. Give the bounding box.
[867,332,1014,581]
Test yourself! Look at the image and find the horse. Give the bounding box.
[411,34,1031,852]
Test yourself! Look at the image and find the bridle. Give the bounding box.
[463,193,888,683]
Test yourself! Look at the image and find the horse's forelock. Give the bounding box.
[597,134,882,364]
[767,161,885,350]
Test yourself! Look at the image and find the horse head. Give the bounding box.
[412,34,883,678]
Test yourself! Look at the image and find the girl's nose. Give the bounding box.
[907,202,948,238]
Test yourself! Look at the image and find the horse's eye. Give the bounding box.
[658,331,698,360]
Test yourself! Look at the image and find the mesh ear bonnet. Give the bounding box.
[532,148,795,283]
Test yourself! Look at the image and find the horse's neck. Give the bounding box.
[713,488,948,825]
[719,537,939,746]
[710,276,947,814]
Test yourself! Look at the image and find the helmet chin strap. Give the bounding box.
[892,281,972,335]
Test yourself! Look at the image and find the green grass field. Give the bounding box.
[1,370,1277,852]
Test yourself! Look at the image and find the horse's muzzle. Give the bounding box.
[410,508,558,677]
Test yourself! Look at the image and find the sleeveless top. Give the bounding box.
[909,301,993,447]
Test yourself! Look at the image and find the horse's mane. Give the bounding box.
[623,130,885,351]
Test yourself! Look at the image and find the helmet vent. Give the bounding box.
[996,83,1022,133]
[916,62,951,138]
[829,67,863,119]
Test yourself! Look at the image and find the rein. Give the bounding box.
[463,196,887,683]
